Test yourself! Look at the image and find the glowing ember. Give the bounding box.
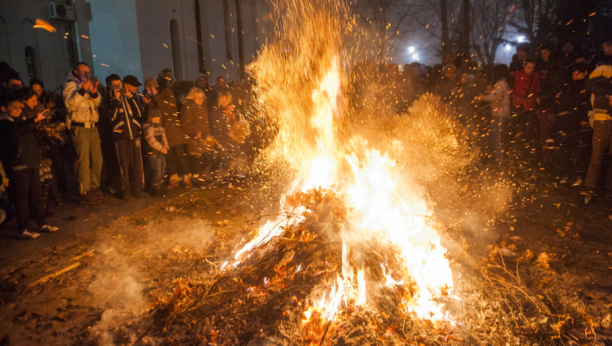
[229,0,454,330]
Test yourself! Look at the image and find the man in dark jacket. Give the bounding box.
[107,75,146,199]
[0,94,59,238]
[583,39,612,203]
[554,63,591,183]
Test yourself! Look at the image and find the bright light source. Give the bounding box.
[505,44,512,51]
[412,53,419,61]
[517,36,525,43]
[408,46,415,53]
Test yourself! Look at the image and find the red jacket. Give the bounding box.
[512,70,541,111]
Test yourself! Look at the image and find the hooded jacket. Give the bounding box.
[107,93,144,140]
[180,99,211,155]
[152,88,187,147]
[0,113,42,169]
[142,110,169,156]
[63,72,101,127]
[586,57,612,121]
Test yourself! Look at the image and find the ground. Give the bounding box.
[0,166,611,345]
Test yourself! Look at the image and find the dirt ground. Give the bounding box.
[0,166,611,345]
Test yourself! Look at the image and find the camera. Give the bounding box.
[119,88,127,96]
[91,77,99,84]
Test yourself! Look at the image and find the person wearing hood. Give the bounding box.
[62,62,103,205]
[107,75,146,200]
[145,76,191,189]
[195,70,214,109]
[143,109,169,196]
[180,87,215,186]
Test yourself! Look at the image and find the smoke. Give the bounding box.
[86,217,218,345]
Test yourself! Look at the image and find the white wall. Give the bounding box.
[89,0,143,85]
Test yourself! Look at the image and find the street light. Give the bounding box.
[408,46,415,53]
[517,36,525,43]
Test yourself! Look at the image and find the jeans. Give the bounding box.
[490,117,508,164]
[585,120,612,189]
[8,167,46,232]
[146,152,166,187]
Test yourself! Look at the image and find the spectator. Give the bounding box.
[0,94,59,238]
[63,62,103,204]
[0,159,8,225]
[195,70,215,108]
[510,44,530,72]
[209,90,249,177]
[536,44,563,158]
[143,77,159,118]
[1,73,23,95]
[433,52,455,80]
[156,68,176,89]
[99,74,123,195]
[433,64,458,103]
[554,62,591,184]
[181,87,214,186]
[42,93,69,198]
[511,57,541,151]
[477,64,512,164]
[209,76,228,108]
[583,39,612,203]
[107,75,146,200]
[149,77,190,189]
[18,88,44,120]
[560,41,579,77]
[29,79,46,107]
[143,109,169,196]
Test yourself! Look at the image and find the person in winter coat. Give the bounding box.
[0,94,59,239]
[107,75,146,200]
[63,62,103,204]
[151,83,191,189]
[195,71,215,109]
[511,58,541,149]
[583,39,612,203]
[181,87,216,186]
[477,64,512,165]
[553,63,591,184]
[209,90,249,177]
[143,109,169,196]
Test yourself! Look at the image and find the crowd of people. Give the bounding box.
[1,37,611,239]
[0,62,250,239]
[349,39,612,205]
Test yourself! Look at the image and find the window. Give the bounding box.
[25,46,39,81]
[223,0,233,60]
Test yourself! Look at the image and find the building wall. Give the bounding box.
[88,0,143,86]
[0,0,74,92]
[0,0,274,93]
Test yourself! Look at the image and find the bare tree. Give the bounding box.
[471,0,512,65]
[509,0,559,47]
[352,0,415,63]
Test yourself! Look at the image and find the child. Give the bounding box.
[0,94,59,239]
[142,109,169,196]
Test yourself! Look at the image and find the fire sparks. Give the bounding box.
[225,0,454,337]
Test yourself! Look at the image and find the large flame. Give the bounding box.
[234,0,454,324]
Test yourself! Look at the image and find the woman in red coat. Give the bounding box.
[511,58,541,149]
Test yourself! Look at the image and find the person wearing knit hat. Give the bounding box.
[195,70,215,109]
[142,109,169,196]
